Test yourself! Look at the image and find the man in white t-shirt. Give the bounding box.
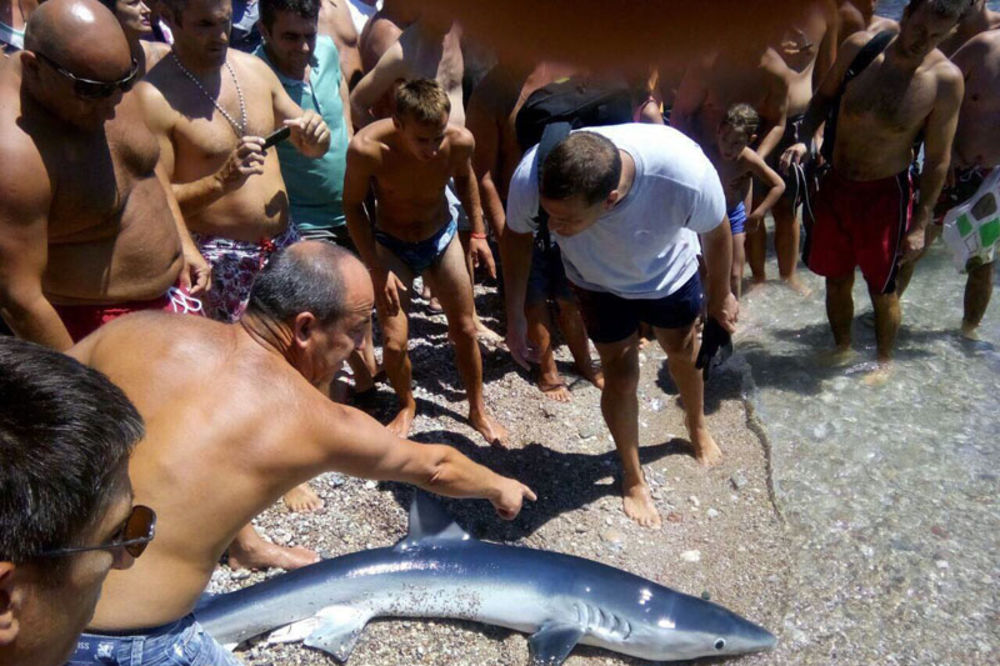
[502,123,738,528]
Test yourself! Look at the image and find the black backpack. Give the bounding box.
[514,77,633,247]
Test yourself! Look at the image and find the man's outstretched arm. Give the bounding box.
[312,400,536,519]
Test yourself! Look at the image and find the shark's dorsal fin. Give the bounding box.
[528,621,585,665]
[394,491,471,550]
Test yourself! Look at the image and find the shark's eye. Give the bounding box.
[715,639,726,650]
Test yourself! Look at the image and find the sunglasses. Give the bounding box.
[37,505,157,559]
[34,51,141,99]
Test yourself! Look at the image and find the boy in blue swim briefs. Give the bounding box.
[707,104,786,297]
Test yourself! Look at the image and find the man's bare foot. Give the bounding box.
[685,417,723,466]
[817,347,858,368]
[475,318,504,344]
[227,539,319,571]
[470,410,510,448]
[539,379,571,402]
[283,483,324,513]
[387,403,417,438]
[577,361,605,389]
[622,482,662,528]
[961,320,980,340]
[783,275,812,297]
[862,362,892,387]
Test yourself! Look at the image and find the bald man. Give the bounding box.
[0,0,210,351]
[68,241,535,664]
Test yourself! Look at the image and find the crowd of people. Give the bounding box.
[1,0,997,664]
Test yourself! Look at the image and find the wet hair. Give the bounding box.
[540,131,622,206]
[720,103,760,138]
[905,0,972,19]
[245,241,352,326]
[0,338,143,568]
[394,78,451,125]
[260,0,320,30]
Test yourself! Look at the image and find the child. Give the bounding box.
[709,103,785,298]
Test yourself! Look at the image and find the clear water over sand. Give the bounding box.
[737,8,1000,661]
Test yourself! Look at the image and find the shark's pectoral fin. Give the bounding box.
[292,605,372,663]
[527,622,585,665]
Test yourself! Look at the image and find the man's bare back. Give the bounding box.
[0,32,188,349]
[142,50,292,241]
[74,247,532,630]
[354,118,469,241]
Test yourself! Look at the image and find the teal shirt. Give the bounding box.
[255,36,349,231]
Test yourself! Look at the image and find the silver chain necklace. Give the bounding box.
[171,52,247,137]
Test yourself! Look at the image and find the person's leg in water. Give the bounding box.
[374,243,419,438]
[594,332,661,527]
[555,297,604,389]
[425,234,510,447]
[865,285,901,385]
[824,272,856,363]
[227,523,320,571]
[773,195,810,295]
[526,300,570,401]
[963,260,994,339]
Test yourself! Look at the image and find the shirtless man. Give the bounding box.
[345,79,509,445]
[920,28,1000,337]
[141,0,331,323]
[467,61,603,402]
[0,0,209,351]
[671,33,790,166]
[746,0,838,294]
[349,4,464,127]
[68,241,535,664]
[938,0,1000,54]
[318,0,363,88]
[782,0,965,378]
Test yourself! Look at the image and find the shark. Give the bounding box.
[195,493,777,664]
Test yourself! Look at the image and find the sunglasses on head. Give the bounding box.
[37,504,157,559]
[34,51,141,99]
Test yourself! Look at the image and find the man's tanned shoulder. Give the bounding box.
[447,124,475,153]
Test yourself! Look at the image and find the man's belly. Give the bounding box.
[88,551,218,631]
[45,207,184,305]
[187,171,290,242]
[375,198,452,242]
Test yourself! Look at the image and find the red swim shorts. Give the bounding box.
[55,285,204,343]
[804,168,913,294]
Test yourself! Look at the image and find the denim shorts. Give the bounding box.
[68,614,242,665]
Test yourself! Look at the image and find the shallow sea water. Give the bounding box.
[733,6,1000,662]
[738,228,998,662]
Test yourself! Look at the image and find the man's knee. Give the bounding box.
[600,353,640,393]
[448,314,478,344]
